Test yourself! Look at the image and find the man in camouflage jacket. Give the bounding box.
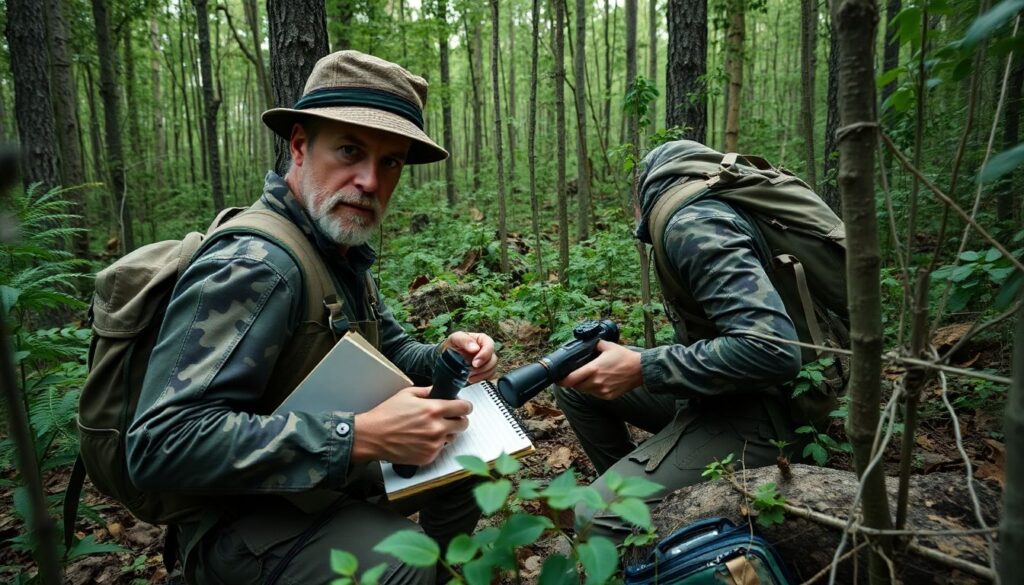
[127,51,497,584]
[554,140,803,541]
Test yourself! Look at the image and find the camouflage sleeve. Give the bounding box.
[640,199,802,396]
[376,290,439,386]
[126,235,357,494]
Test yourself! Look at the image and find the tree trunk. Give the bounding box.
[723,0,744,152]
[490,0,509,274]
[555,0,569,283]
[999,60,1023,222]
[1001,304,1024,584]
[268,0,329,176]
[438,0,456,207]
[574,0,592,241]
[604,0,612,151]
[507,6,517,191]
[43,0,89,256]
[83,64,106,189]
[666,0,707,141]
[800,0,818,188]
[195,0,225,210]
[123,25,144,178]
[881,0,901,107]
[6,0,60,191]
[91,0,134,254]
[647,0,658,131]
[178,0,197,185]
[832,1,892,583]
[150,18,166,192]
[466,14,483,193]
[528,0,544,281]
[822,14,841,215]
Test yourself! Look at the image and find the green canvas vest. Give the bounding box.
[647,151,850,427]
[71,201,381,529]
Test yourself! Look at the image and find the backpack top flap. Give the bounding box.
[92,232,205,339]
[648,150,846,247]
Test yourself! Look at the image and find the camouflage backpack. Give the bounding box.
[647,149,850,428]
[64,204,345,544]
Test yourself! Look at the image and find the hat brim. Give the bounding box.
[262,106,448,165]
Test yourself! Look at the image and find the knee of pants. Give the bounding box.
[552,384,587,413]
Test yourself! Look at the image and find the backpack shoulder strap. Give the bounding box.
[207,208,335,324]
[648,180,714,325]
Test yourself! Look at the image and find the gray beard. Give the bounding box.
[302,182,383,247]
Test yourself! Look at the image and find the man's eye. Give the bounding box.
[338,145,359,157]
[383,158,403,170]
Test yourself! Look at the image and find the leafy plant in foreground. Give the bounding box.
[331,453,663,584]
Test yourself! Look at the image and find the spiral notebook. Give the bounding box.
[274,333,533,503]
[382,380,534,500]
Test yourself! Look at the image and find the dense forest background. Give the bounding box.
[1,0,1023,583]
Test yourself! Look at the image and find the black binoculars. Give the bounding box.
[497,319,620,408]
[392,348,470,478]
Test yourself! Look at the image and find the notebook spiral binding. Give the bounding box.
[482,380,531,440]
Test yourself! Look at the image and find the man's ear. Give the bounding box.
[289,123,308,167]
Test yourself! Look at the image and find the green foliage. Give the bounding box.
[701,452,736,481]
[338,456,663,583]
[751,482,786,527]
[790,357,836,398]
[930,245,1023,313]
[796,425,852,466]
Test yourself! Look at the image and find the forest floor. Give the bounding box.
[0,321,1009,584]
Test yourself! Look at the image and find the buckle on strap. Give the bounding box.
[323,295,349,336]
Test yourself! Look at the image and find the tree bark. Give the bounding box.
[822,14,842,216]
[464,12,484,193]
[490,0,509,274]
[800,0,818,188]
[268,0,329,176]
[998,59,1023,222]
[723,0,744,152]
[666,0,707,141]
[555,0,569,283]
[574,0,592,240]
[438,0,456,207]
[92,0,134,253]
[150,19,166,192]
[6,0,60,191]
[832,1,892,583]
[1000,304,1024,584]
[44,0,89,256]
[528,0,544,281]
[604,0,613,151]
[195,0,225,210]
[647,0,658,131]
[881,0,901,107]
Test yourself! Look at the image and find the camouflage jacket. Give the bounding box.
[636,143,802,398]
[126,172,439,495]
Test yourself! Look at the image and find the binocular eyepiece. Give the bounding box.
[497,319,619,408]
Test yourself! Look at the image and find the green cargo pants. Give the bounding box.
[186,474,480,585]
[553,384,798,542]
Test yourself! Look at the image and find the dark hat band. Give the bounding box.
[293,87,424,129]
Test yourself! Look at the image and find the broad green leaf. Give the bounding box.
[493,452,521,476]
[0,286,21,313]
[445,534,479,565]
[496,513,553,547]
[330,550,358,576]
[603,471,623,491]
[65,534,128,561]
[616,475,663,498]
[539,554,577,585]
[948,287,973,313]
[891,6,922,44]
[463,556,496,585]
[987,267,1014,282]
[473,526,501,546]
[540,469,578,500]
[804,442,828,466]
[330,578,352,585]
[517,479,542,499]
[950,265,975,282]
[372,530,439,567]
[876,67,902,88]
[546,485,606,511]
[610,497,652,529]
[959,250,982,262]
[577,537,618,585]
[891,86,914,113]
[995,271,1024,309]
[361,563,388,585]
[456,455,491,477]
[981,143,1024,183]
[757,506,786,526]
[965,0,1024,47]
[473,479,512,515]
[985,248,1003,262]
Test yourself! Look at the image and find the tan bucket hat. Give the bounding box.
[262,50,448,165]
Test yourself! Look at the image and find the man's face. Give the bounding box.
[290,120,411,247]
